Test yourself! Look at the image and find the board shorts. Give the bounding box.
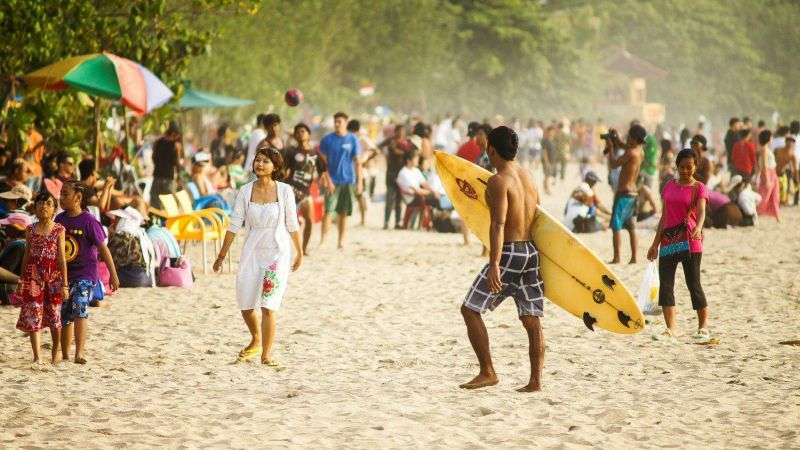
[610,192,637,231]
[61,279,97,325]
[324,184,355,217]
[463,241,545,317]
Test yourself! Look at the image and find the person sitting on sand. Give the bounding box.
[213,146,303,366]
[647,149,711,342]
[459,126,545,393]
[605,124,645,264]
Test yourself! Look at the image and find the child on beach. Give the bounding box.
[56,181,120,364]
[12,191,68,364]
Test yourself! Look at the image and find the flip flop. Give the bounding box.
[237,347,260,362]
[261,359,280,367]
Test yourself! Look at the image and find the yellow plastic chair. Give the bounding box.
[175,190,231,272]
[159,194,222,274]
[175,190,229,232]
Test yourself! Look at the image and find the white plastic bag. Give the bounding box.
[636,261,660,315]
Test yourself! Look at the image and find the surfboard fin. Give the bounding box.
[617,311,631,328]
[582,312,597,331]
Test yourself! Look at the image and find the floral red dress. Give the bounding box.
[13,223,65,332]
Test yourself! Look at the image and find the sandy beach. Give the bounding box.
[1,164,799,449]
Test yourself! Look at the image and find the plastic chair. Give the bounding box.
[399,185,433,231]
[158,194,222,274]
[175,190,230,232]
[186,181,232,215]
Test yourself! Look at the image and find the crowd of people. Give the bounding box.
[2,106,799,365]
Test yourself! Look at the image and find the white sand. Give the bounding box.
[1,163,799,448]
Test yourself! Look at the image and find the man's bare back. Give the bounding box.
[487,162,539,242]
[617,146,643,194]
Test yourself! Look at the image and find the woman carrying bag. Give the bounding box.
[213,146,303,365]
[647,149,710,342]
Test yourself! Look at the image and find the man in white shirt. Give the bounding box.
[244,113,267,176]
[396,151,439,206]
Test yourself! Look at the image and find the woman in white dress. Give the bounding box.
[213,146,302,365]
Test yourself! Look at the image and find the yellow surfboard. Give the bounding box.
[435,151,643,334]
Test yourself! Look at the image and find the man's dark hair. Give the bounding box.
[487,126,518,161]
[256,113,266,127]
[294,122,311,135]
[56,151,71,165]
[743,116,751,123]
[738,129,751,140]
[628,124,647,145]
[584,171,600,186]
[478,124,492,135]
[413,121,430,138]
[217,124,228,137]
[691,134,707,150]
[790,120,800,135]
[729,117,740,127]
[78,159,95,180]
[776,125,789,137]
[333,111,348,121]
[263,113,281,128]
[758,129,772,146]
[166,120,182,136]
[347,119,360,133]
[467,121,480,138]
[757,120,765,128]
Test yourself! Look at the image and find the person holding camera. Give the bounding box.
[604,124,645,264]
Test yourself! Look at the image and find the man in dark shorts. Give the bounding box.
[606,124,645,264]
[460,126,545,393]
[319,112,362,249]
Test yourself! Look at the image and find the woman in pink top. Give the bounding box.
[647,149,710,342]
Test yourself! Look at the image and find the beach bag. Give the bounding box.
[118,265,153,288]
[158,257,193,288]
[659,182,698,258]
[636,261,660,315]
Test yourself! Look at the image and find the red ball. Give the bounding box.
[284,88,303,107]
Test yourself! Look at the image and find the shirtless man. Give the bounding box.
[776,136,799,205]
[606,124,645,264]
[459,126,545,393]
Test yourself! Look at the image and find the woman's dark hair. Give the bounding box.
[294,122,311,135]
[33,190,56,207]
[263,113,281,128]
[758,129,772,146]
[675,148,697,166]
[347,119,361,133]
[78,159,95,180]
[488,126,518,161]
[63,181,91,209]
[254,147,284,180]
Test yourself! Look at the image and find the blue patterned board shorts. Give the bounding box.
[61,279,97,325]
[463,241,545,317]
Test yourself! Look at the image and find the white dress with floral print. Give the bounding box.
[230,181,299,311]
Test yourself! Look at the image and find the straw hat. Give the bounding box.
[0,184,32,203]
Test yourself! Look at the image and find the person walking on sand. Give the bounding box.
[57,181,120,364]
[647,149,710,342]
[213,146,302,365]
[756,130,781,221]
[605,124,645,264]
[11,191,68,364]
[319,112,362,249]
[459,126,545,393]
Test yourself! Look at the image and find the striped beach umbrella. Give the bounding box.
[24,52,173,114]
